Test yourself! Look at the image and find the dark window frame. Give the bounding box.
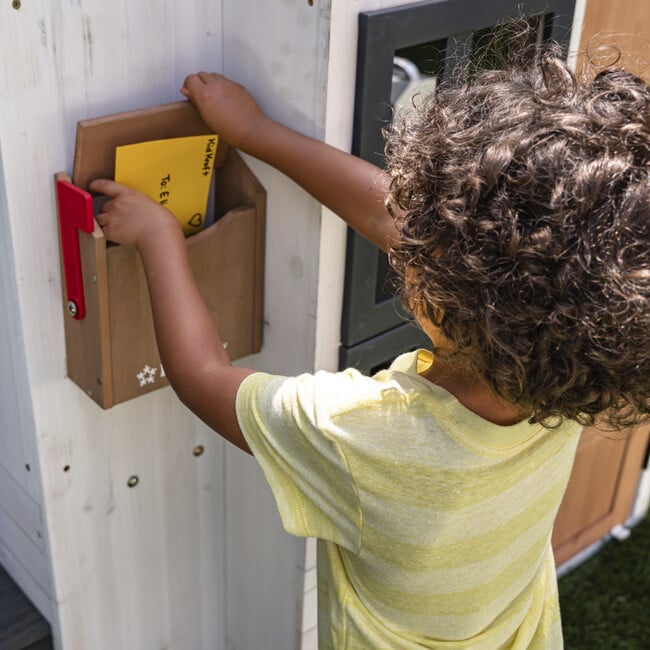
[341,0,576,351]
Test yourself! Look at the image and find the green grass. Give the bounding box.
[558,513,650,649]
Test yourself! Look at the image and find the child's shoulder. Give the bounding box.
[241,349,432,418]
[312,349,436,418]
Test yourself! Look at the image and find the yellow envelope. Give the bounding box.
[115,134,218,236]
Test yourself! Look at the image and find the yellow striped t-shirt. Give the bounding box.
[235,350,581,649]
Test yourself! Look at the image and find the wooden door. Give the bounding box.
[553,424,650,566]
[577,0,650,81]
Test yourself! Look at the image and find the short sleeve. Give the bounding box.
[235,371,362,553]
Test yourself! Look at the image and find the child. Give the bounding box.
[90,49,650,649]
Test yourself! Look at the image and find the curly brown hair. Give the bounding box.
[385,46,650,429]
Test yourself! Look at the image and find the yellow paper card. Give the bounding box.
[115,134,218,236]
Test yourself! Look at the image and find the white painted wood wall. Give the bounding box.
[0,1,330,648]
[0,0,586,648]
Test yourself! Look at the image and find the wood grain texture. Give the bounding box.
[220,2,331,649]
[61,116,265,408]
[56,172,114,407]
[553,428,627,548]
[73,101,225,190]
[553,425,650,566]
[6,1,644,649]
[0,90,49,628]
[0,0,328,648]
[578,0,650,79]
[1,3,231,649]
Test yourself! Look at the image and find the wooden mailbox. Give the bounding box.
[55,101,265,408]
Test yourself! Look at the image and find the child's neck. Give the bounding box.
[422,359,525,426]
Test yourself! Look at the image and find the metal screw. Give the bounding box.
[127,475,139,488]
[91,274,97,283]
[12,0,21,10]
[67,300,78,317]
[193,445,205,457]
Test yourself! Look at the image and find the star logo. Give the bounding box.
[136,364,158,387]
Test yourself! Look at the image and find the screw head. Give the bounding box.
[12,0,21,10]
[67,301,78,317]
[193,445,205,457]
[127,475,139,488]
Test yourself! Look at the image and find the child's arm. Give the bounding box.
[89,179,254,453]
[181,71,397,252]
[88,73,396,452]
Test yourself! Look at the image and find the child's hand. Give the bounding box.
[89,179,181,250]
[180,72,267,151]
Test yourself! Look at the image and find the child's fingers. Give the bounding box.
[196,71,217,84]
[183,71,214,93]
[89,178,129,197]
[185,71,231,94]
[181,73,200,95]
[95,211,115,238]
